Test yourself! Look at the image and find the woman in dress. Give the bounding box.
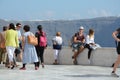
[20,25,38,70]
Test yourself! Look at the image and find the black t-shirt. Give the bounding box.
[116,28,120,39]
[116,28,120,33]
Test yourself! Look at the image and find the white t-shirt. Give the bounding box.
[85,35,95,44]
[52,36,63,45]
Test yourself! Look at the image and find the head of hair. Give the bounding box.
[23,25,30,32]
[89,29,94,37]
[37,25,42,31]
[3,26,7,31]
[9,23,15,30]
[16,23,21,26]
[56,32,61,36]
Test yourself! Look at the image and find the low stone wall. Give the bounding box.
[44,47,118,67]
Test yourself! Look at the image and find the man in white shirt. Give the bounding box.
[15,23,22,62]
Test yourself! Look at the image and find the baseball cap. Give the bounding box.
[79,26,84,30]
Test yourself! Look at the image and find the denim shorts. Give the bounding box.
[72,42,83,52]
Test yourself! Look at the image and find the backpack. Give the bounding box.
[38,32,47,47]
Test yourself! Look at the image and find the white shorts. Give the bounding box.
[6,46,15,62]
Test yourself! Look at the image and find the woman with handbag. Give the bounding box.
[20,25,39,70]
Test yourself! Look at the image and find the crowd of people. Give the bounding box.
[0,23,48,70]
[0,23,119,77]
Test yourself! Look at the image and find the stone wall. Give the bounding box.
[44,47,118,67]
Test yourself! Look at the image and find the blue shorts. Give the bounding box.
[72,42,84,52]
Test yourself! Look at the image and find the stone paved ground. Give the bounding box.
[0,62,120,80]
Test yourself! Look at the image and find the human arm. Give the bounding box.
[21,35,25,51]
[15,32,19,48]
[112,30,120,42]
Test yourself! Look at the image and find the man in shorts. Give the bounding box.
[72,26,85,65]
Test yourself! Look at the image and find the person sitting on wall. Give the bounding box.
[72,26,85,65]
[84,29,101,64]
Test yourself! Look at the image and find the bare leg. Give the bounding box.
[74,46,84,59]
[112,55,120,72]
[73,46,84,64]
[18,52,22,61]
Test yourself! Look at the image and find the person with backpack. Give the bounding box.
[71,26,85,65]
[35,25,47,68]
[52,32,63,65]
[111,28,120,77]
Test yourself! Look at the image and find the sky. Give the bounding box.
[0,0,120,21]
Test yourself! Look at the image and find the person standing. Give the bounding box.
[35,25,47,68]
[15,23,22,61]
[5,23,19,69]
[52,32,63,64]
[111,28,120,77]
[72,26,85,65]
[0,26,7,64]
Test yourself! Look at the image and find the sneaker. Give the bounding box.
[73,60,77,65]
[111,73,119,77]
[88,59,91,64]
[11,65,15,69]
[42,64,45,68]
[20,67,26,70]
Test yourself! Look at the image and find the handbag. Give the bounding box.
[0,33,5,48]
[53,44,62,50]
[27,33,38,46]
[0,42,5,48]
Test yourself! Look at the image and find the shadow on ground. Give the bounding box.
[64,74,112,78]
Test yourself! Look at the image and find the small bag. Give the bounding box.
[28,33,38,46]
[53,44,62,50]
[0,33,5,48]
[0,42,5,48]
